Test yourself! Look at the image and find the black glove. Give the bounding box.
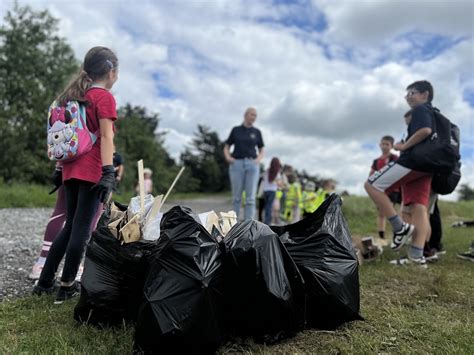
[48,169,63,195]
[91,165,115,203]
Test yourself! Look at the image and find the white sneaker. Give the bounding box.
[28,263,44,280]
[390,255,428,269]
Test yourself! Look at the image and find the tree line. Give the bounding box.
[1,4,472,201]
[0,3,229,194]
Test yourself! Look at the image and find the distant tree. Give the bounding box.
[0,3,78,183]
[115,104,180,194]
[458,184,474,201]
[180,125,229,192]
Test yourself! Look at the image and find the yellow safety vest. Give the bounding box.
[302,191,318,213]
[286,182,303,208]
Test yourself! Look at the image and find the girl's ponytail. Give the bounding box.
[56,68,91,105]
[56,46,117,106]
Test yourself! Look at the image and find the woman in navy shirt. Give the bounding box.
[224,107,265,220]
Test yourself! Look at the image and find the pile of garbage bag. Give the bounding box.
[74,194,362,353]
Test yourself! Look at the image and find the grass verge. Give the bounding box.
[1,196,473,354]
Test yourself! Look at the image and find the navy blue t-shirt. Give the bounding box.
[226,125,264,159]
[397,103,434,169]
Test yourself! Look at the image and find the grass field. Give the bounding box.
[0,182,221,208]
[1,196,473,354]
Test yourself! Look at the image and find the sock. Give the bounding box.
[378,231,385,239]
[36,256,46,265]
[388,215,404,233]
[409,245,424,259]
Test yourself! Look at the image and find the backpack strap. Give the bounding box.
[78,103,98,144]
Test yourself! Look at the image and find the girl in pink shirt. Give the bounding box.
[34,47,119,304]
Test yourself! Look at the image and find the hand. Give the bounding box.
[91,165,115,203]
[227,157,235,164]
[116,175,122,182]
[48,169,63,194]
[394,142,405,151]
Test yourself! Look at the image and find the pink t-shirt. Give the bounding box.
[62,88,117,184]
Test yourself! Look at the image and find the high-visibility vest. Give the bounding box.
[276,190,283,200]
[285,182,303,208]
[313,188,330,210]
[302,191,318,213]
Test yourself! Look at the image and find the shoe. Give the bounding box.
[457,243,474,262]
[424,248,440,263]
[28,262,44,280]
[32,281,59,296]
[390,255,427,268]
[54,282,81,304]
[457,252,474,262]
[391,223,415,251]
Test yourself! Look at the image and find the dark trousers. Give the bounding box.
[257,197,265,222]
[263,191,276,225]
[428,201,443,251]
[38,179,99,285]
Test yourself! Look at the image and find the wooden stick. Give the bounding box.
[145,194,163,228]
[161,167,185,207]
[137,159,145,214]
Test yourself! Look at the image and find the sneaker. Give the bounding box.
[457,252,474,262]
[54,282,81,304]
[408,254,428,268]
[28,262,44,280]
[391,223,415,251]
[457,243,474,262]
[390,255,428,268]
[32,281,59,296]
[424,248,440,263]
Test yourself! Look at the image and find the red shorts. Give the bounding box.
[368,163,432,206]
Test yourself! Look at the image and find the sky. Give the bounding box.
[1,0,473,199]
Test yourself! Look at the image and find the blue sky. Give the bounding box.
[1,0,473,198]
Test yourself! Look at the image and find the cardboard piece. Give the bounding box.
[120,214,141,244]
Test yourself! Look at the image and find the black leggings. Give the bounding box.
[39,179,99,285]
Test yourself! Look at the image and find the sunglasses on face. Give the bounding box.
[405,90,419,98]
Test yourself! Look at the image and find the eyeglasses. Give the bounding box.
[405,90,419,98]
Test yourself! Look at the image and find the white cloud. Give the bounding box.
[1,0,473,198]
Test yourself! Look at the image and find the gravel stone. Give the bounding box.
[0,197,232,302]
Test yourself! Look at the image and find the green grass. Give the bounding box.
[1,196,473,354]
[0,182,225,208]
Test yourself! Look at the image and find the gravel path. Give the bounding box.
[0,196,232,302]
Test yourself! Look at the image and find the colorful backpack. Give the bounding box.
[47,100,97,161]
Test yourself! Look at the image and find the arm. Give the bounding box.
[223,144,235,164]
[394,127,432,151]
[116,164,124,181]
[255,147,265,164]
[99,119,115,166]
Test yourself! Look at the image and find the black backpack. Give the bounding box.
[429,109,462,195]
[432,161,461,195]
[410,107,461,174]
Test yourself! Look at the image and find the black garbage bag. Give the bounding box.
[271,194,363,329]
[134,206,224,355]
[223,220,305,342]
[74,202,155,327]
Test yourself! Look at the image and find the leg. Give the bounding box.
[229,160,244,218]
[365,182,398,219]
[377,209,386,238]
[243,160,259,220]
[410,204,431,249]
[38,181,80,287]
[40,186,67,259]
[264,191,276,225]
[61,181,99,283]
[428,198,442,251]
[30,187,67,279]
